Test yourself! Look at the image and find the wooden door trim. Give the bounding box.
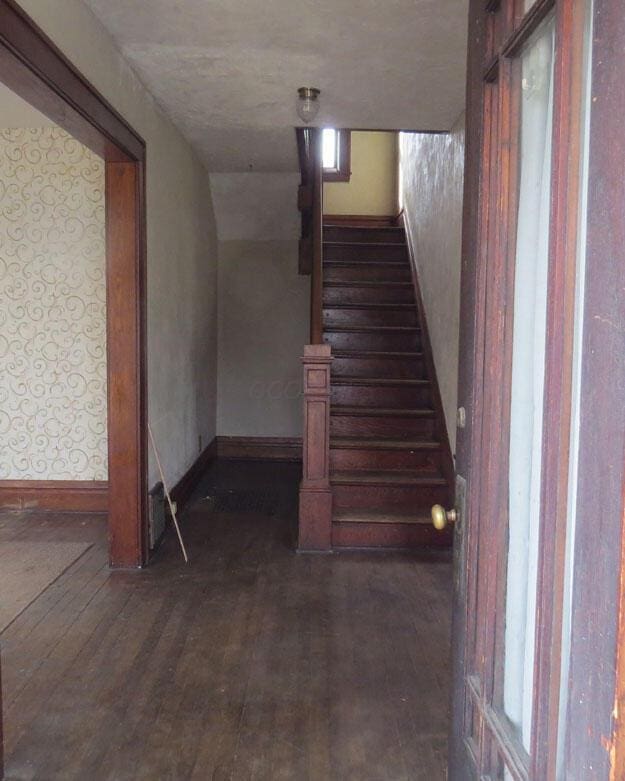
[0,0,144,161]
[454,0,595,777]
[564,0,625,776]
[502,0,555,57]
[529,0,589,777]
[449,0,489,774]
[0,0,148,569]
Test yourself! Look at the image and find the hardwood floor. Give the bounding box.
[0,460,452,780]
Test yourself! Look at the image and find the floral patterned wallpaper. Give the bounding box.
[0,128,107,480]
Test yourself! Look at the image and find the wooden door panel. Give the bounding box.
[451,0,596,778]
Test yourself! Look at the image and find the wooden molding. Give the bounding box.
[296,127,317,276]
[0,481,108,513]
[501,0,556,59]
[0,0,148,568]
[216,436,302,462]
[322,130,352,182]
[565,0,625,774]
[105,161,147,568]
[0,0,145,162]
[448,1,489,775]
[168,437,218,513]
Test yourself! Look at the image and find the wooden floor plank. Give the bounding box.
[0,460,452,780]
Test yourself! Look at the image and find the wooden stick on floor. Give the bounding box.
[148,423,189,564]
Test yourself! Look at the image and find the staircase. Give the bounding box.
[322,221,453,549]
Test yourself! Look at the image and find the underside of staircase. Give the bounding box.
[322,220,454,549]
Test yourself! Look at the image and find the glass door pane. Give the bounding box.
[504,12,556,752]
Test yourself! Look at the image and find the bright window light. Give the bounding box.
[322,128,337,169]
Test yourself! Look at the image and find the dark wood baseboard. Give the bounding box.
[0,480,109,512]
[323,213,400,227]
[217,436,302,462]
[169,437,218,513]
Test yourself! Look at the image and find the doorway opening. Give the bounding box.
[0,0,147,568]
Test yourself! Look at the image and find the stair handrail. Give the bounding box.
[296,126,324,344]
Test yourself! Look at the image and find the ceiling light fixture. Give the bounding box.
[296,87,320,124]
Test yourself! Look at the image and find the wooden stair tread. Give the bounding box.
[333,509,432,526]
[323,260,408,267]
[331,377,429,387]
[323,241,407,248]
[332,349,423,358]
[323,280,413,288]
[323,223,403,230]
[331,405,435,417]
[331,470,447,486]
[323,302,415,310]
[324,325,418,333]
[331,438,440,450]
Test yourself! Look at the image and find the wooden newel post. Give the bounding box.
[298,344,333,551]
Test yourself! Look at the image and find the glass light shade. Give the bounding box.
[297,87,320,124]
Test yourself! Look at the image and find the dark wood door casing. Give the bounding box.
[565,0,625,776]
[0,0,148,569]
[450,0,618,778]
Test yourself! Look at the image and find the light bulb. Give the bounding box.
[297,87,320,124]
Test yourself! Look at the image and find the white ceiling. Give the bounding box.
[84,0,468,172]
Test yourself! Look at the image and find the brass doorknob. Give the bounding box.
[431,504,457,531]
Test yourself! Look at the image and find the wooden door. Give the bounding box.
[450,0,596,778]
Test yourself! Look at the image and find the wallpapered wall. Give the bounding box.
[19,0,219,489]
[0,127,107,481]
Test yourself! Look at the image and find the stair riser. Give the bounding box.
[324,331,421,352]
[332,356,426,379]
[331,415,436,439]
[324,243,408,262]
[332,483,448,511]
[323,308,417,328]
[331,522,452,549]
[324,264,411,283]
[331,384,431,408]
[323,226,405,244]
[330,448,443,472]
[323,285,414,305]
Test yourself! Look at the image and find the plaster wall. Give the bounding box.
[210,173,300,241]
[324,132,399,217]
[217,240,309,438]
[399,113,465,455]
[212,171,309,440]
[17,0,219,486]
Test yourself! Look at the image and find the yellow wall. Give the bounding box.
[324,131,399,216]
